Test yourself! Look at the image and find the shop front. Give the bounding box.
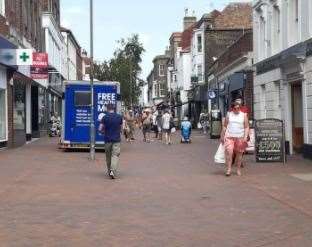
[0,36,18,148]
[0,66,7,148]
[192,84,208,126]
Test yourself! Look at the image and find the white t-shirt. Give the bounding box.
[152,113,157,125]
[162,113,171,130]
[227,111,245,138]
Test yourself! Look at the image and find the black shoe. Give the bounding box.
[109,171,115,179]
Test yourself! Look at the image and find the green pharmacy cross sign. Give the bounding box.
[20,52,30,62]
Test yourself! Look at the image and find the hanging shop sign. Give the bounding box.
[31,53,49,79]
[207,90,216,99]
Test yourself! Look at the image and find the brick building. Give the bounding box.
[149,53,170,107]
[0,0,63,148]
[204,2,253,120]
[208,31,254,118]
[0,0,47,148]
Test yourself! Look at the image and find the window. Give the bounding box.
[288,0,299,45]
[274,81,281,109]
[159,84,166,97]
[0,89,5,140]
[13,83,26,131]
[260,84,266,118]
[197,34,202,53]
[153,84,159,98]
[274,6,281,33]
[197,65,203,82]
[74,91,91,106]
[310,0,312,36]
[38,87,47,130]
[0,0,5,16]
[159,64,165,76]
[272,5,281,54]
[295,0,299,22]
[259,15,266,59]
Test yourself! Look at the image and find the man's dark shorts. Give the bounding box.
[142,124,151,134]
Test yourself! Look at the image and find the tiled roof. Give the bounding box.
[181,24,196,51]
[197,10,221,28]
[214,2,252,29]
[206,10,222,20]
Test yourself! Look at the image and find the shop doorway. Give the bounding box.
[13,82,26,147]
[291,83,304,153]
[31,86,39,138]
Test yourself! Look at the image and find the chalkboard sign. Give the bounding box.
[255,119,286,163]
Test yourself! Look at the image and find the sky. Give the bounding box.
[60,0,251,79]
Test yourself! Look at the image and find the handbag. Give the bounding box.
[171,127,176,133]
[214,143,225,164]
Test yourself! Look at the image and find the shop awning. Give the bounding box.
[228,72,245,92]
[194,84,208,102]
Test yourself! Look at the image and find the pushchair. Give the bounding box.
[180,117,192,144]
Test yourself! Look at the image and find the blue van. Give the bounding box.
[60,81,121,149]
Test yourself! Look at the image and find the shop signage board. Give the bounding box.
[0,49,33,66]
[16,49,33,65]
[31,53,48,79]
[0,49,16,65]
[255,119,286,163]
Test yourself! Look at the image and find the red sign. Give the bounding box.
[31,53,48,79]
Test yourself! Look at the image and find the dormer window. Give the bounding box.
[197,35,202,53]
[159,64,165,76]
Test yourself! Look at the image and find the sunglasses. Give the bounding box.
[233,106,240,111]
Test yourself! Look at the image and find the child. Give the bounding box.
[181,117,192,143]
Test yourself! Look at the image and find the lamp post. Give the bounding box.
[89,0,95,160]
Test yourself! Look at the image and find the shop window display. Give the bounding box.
[39,88,47,130]
[0,89,5,140]
[13,83,26,130]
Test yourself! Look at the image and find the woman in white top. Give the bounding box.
[162,110,172,145]
[221,101,249,176]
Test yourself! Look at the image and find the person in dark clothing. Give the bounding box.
[99,104,123,179]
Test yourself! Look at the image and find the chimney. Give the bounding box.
[183,16,197,30]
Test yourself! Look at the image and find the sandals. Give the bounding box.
[225,169,231,177]
[237,169,242,176]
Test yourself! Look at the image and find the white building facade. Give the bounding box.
[42,12,67,117]
[191,23,205,84]
[176,47,192,120]
[62,28,81,81]
[253,0,312,158]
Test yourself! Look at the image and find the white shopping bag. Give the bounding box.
[171,127,176,133]
[214,143,225,164]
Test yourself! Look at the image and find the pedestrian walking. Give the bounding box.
[162,110,173,145]
[141,109,152,142]
[221,101,249,176]
[122,118,131,142]
[152,110,158,138]
[229,98,250,168]
[125,110,135,140]
[99,104,123,179]
[156,110,163,140]
[199,112,209,134]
